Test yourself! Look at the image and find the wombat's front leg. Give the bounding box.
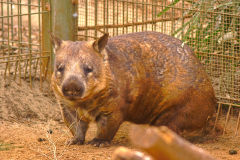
[87,113,123,147]
[59,102,89,145]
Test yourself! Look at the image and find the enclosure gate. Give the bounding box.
[0,0,240,134]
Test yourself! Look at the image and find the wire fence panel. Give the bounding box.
[0,0,50,87]
[176,0,240,107]
[78,0,240,107]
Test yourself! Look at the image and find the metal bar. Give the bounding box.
[235,110,240,136]
[132,0,134,33]
[34,58,39,79]
[94,0,97,37]
[28,0,32,87]
[223,105,232,135]
[117,0,119,35]
[10,0,13,49]
[195,51,240,60]
[164,0,166,33]
[24,60,28,79]
[154,0,156,31]
[85,0,88,40]
[38,0,42,88]
[77,34,97,39]
[73,0,78,40]
[103,0,106,33]
[4,0,10,78]
[78,15,192,31]
[151,0,154,31]
[42,0,52,79]
[0,39,40,45]
[217,96,240,103]
[0,56,49,63]
[122,0,125,34]
[126,0,128,33]
[181,0,185,39]
[161,0,163,33]
[218,102,240,108]
[1,1,41,7]
[11,0,18,81]
[106,0,109,33]
[171,0,175,35]
[213,103,221,131]
[1,0,4,56]
[136,0,138,32]
[19,0,23,84]
[231,7,237,104]
[142,0,144,31]
[145,0,147,30]
[0,12,48,18]
[113,0,115,36]
[0,53,42,59]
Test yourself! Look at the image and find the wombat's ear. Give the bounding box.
[50,33,62,51]
[93,33,109,53]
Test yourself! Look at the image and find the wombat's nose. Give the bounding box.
[62,78,84,98]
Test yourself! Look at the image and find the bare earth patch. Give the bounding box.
[0,120,240,160]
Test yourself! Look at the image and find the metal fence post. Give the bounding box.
[41,0,78,80]
[41,0,52,82]
[50,0,78,72]
[51,0,78,41]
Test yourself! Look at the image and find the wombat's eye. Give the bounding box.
[83,66,93,75]
[57,64,65,73]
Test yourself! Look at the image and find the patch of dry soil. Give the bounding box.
[0,76,61,122]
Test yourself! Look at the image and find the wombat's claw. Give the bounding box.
[65,137,84,145]
[87,138,110,147]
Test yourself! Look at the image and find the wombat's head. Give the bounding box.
[51,34,109,101]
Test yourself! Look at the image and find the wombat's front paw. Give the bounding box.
[87,138,110,147]
[65,137,84,145]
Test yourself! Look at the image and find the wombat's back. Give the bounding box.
[106,32,206,85]
[106,32,216,131]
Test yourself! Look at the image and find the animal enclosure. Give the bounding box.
[0,0,240,133]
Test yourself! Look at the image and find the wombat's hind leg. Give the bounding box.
[59,103,89,145]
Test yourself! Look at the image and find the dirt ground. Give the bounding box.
[0,77,240,160]
[1,119,240,160]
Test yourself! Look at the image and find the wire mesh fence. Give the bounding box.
[0,0,51,87]
[78,0,240,108]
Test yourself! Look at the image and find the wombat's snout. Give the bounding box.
[62,76,85,99]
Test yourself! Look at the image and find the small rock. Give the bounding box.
[229,150,237,155]
[37,138,46,142]
[47,129,53,134]
[4,84,10,88]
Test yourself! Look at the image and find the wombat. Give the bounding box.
[51,31,216,146]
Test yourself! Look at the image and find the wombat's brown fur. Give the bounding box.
[51,32,216,146]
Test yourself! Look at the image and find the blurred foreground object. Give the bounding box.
[113,125,216,160]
